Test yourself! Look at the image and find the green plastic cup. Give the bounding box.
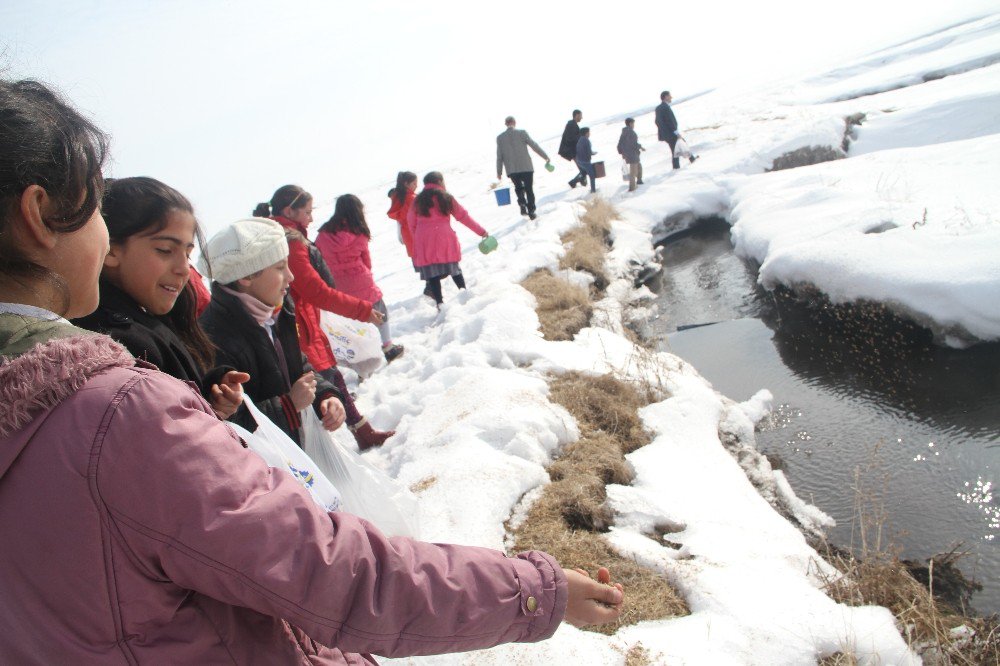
[478,235,498,254]
[544,162,555,173]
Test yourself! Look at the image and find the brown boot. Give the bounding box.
[350,418,395,451]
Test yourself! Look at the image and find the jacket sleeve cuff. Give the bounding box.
[279,394,301,431]
[507,550,568,642]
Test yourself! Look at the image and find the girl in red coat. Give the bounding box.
[406,171,490,307]
[258,185,394,450]
[386,170,417,258]
[316,194,404,363]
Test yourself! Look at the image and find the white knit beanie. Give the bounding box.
[199,217,289,285]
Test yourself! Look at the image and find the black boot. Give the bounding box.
[672,157,681,170]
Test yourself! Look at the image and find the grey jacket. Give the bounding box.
[617,127,643,164]
[497,127,549,177]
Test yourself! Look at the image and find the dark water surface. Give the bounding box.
[643,223,1000,613]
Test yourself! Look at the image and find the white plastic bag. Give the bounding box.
[230,396,342,512]
[300,410,420,538]
[673,138,691,158]
[621,161,630,181]
[320,309,384,377]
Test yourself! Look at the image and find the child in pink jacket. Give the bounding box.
[0,78,624,665]
[316,194,404,363]
[406,171,489,307]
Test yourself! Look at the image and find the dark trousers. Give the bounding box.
[665,136,681,170]
[569,165,589,187]
[575,160,597,192]
[509,172,535,214]
[426,272,466,305]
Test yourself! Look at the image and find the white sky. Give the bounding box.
[3,0,998,232]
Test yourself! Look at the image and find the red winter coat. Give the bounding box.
[273,215,373,372]
[0,318,568,664]
[406,184,487,268]
[387,190,416,258]
[315,230,384,304]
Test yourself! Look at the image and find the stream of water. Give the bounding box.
[641,221,1000,614]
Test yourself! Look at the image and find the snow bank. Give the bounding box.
[314,14,1000,664]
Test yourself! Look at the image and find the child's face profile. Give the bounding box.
[242,258,292,307]
[104,209,196,315]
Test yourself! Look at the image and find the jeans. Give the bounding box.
[575,160,597,192]
[509,172,535,214]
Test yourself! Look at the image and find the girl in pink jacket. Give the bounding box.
[0,79,624,664]
[316,194,404,363]
[406,171,489,307]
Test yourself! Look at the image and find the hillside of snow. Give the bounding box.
[304,15,999,665]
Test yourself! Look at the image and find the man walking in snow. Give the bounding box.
[497,116,551,220]
[559,109,588,189]
[655,90,681,170]
[617,117,645,192]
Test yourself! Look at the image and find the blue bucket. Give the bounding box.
[494,187,511,206]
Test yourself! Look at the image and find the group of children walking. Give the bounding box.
[0,78,624,663]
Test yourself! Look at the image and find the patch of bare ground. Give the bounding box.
[520,269,592,341]
[560,198,616,292]
[767,145,844,172]
[515,196,687,635]
[510,371,688,635]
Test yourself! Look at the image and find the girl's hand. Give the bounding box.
[290,372,317,411]
[562,567,624,627]
[319,397,346,431]
[209,371,250,419]
[367,309,385,325]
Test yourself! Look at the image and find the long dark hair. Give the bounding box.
[0,79,109,315]
[255,184,312,219]
[391,171,417,206]
[102,177,216,372]
[414,171,453,217]
[320,194,370,238]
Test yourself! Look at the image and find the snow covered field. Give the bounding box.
[309,15,999,665]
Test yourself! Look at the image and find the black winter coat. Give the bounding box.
[199,285,341,445]
[73,279,230,396]
[559,120,581,161]
[655,102,678,141]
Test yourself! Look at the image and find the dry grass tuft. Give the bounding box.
[510,484,688,635]
[549,372,651,453]
[520,269,592,341]
[548,431,635,486]
[623,644,653,666]
[559,197,617,291]
[409,476,437,493]
[561,228,609,290]
[509,369,687,634]
[820,544,999,664]
[818,652,858,666]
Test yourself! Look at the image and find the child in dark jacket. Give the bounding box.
[74,176,247,420]
[199,217,346,445]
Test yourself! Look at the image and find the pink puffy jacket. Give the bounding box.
[315,230,383,304]
[0,317,567,665]
[406,184,487,268]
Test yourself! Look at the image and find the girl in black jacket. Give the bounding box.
[73,177,247,419]
[198,217,346,445]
